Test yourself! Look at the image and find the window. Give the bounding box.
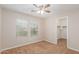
[16,19,38,37]
[30,23,38,36]
[16,19,28,36]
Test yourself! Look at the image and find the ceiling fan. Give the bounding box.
[31,4,51,14]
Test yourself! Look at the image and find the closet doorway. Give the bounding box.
[57,16,68,48]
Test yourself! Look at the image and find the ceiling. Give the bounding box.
[0,4,79,18]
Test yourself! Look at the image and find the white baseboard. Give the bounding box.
[68,46,79,52]
[0,40,42,53]
[45,39,57,45]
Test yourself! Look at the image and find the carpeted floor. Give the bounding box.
[1,39,79,54]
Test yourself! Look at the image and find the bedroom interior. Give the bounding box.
[0,4,79,54]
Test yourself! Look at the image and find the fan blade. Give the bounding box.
[45,10,51,13]
[45,4,50,8]
[33,4,38,8]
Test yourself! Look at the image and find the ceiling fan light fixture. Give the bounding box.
[32,4,51,14]
[37,10,44,14]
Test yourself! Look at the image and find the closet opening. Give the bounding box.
[57,16,68,48]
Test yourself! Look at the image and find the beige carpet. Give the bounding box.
[1,39,79,54]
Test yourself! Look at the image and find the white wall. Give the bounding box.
[45,16,57,44]
[68,12,79,51]
[1,8,44,50]
[0,8,2,50]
